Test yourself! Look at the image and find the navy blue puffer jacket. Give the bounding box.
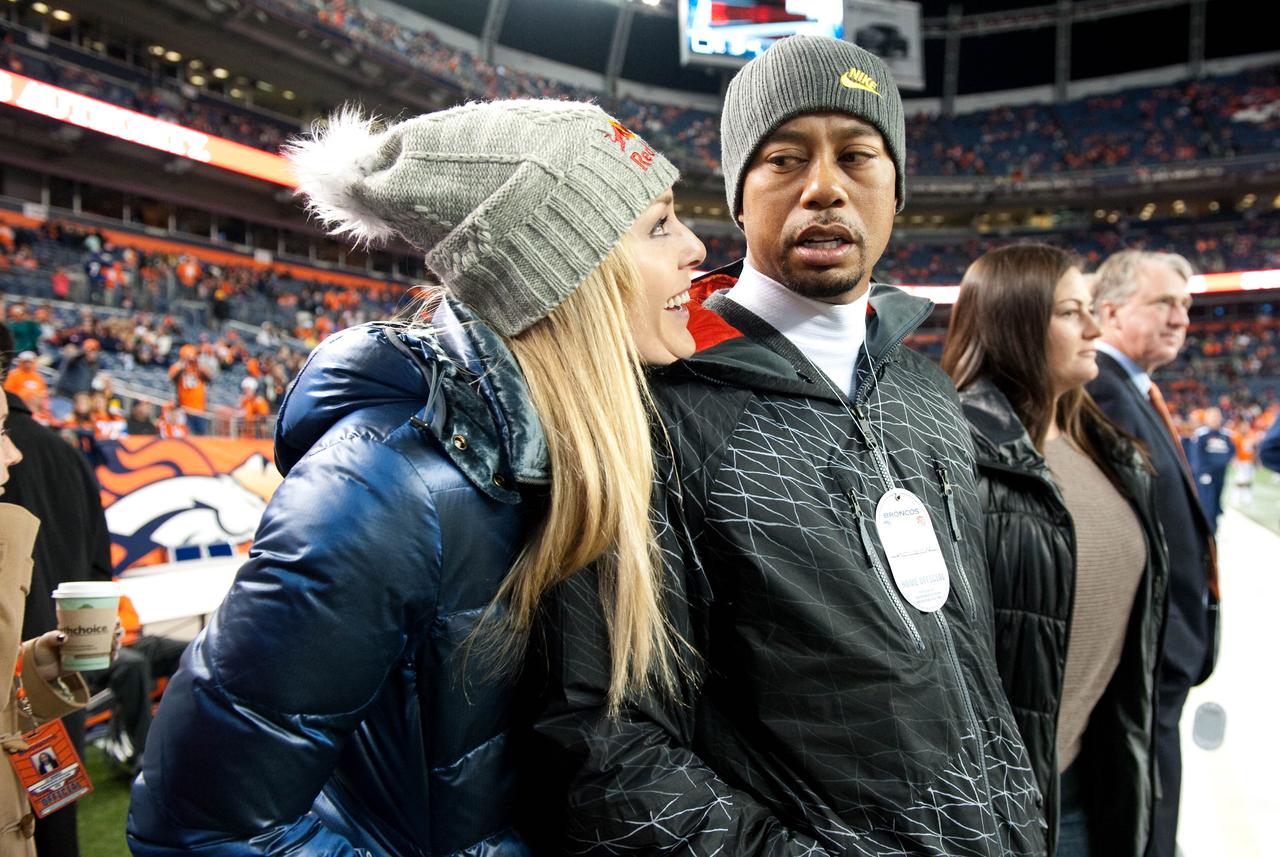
[127,303,548,856]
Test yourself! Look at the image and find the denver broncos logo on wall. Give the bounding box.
[96,436,283,573]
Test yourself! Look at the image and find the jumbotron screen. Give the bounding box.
[679,0,845,68]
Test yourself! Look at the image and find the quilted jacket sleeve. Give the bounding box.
[531,464,834,857]
[126,432,442,856]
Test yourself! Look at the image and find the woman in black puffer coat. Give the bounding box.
[942,244,1168,857]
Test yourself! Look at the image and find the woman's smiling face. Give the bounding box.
[623,188,706,365]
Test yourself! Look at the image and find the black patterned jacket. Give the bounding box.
[532,267,1048,857]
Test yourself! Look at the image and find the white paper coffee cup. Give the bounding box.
[52,581,120,671]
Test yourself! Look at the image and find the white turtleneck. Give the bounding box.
[724,260,870,395]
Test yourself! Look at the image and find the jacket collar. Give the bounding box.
[4,391,31,417]
[274,300,549,504]
[958,378,1047,475]
[668,261,935,402]
[419,304,550,501]
[437,300,550,493]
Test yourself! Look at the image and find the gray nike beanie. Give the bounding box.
[286,100,677,336]
[721,35,907,223]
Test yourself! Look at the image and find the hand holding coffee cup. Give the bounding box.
[52,581,121,672]
[29,624,123,679]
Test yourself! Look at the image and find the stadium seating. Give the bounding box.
[5,8,1278,182]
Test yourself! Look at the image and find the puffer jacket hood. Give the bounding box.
[961,378,1048,474]
[677,261,936,402]
[275,300,549,496]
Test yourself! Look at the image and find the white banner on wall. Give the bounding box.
[844,0,924,90]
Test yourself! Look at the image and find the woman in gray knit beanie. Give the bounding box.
[126,99,704,857]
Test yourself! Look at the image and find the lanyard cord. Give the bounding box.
[810,355,897,496]
[13,647,34,724]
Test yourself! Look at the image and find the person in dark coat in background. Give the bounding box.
[943,245,1167,857]
[125,400,158,436]
[0,323,113,857]
[1188,407,1235,534]
[52,339,101,399]
[1260,415,1280,472]
[1086,250,1217,857]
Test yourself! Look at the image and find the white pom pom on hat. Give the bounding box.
[284,106,398,246]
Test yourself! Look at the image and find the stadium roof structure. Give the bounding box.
[398,0,1273,98]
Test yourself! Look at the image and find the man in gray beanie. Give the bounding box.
[540,35,1048,857]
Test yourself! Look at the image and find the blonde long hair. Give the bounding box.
[475,240,684,714]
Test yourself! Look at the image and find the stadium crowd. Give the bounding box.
[5,3,1280,182]
[5,233,1277,445]
[0,218,403,338]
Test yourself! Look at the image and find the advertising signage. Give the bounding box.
[0,70,296,188]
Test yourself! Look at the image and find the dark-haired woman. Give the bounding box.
[941,244,1167,857]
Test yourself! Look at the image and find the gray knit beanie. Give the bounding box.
[286,100,677,336]
[721,35,906,222]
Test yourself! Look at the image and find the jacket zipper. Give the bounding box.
[935,610,997,839]
[932,460,977,621]
[849,491,925,652]
[849,327,998,818]
[849,403,897,491]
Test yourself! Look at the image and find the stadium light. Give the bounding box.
[189,74,207,86]
[148,45,166,57]
[229,87,243,98]
[212,67,230,80]
[282,90,295,101]
[51,9,70,21]
[30,2,48,13]
[164,50,183,63]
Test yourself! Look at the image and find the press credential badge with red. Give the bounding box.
[7,718,94,818]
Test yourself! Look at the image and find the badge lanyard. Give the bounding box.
[6,648,95,818]
[814,359,951,614]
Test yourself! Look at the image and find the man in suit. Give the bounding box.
[1087,250,1217,857]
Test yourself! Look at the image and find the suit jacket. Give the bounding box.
[1087,353,1217,687]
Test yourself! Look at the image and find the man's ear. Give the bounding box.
[1096,300,1121,328]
